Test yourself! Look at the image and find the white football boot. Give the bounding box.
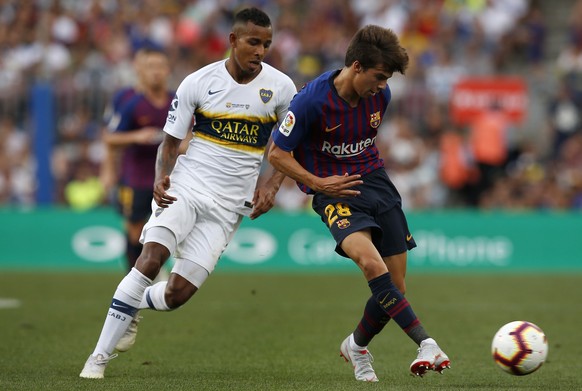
[79,353,118,379]
[410,338,450,376]
[339,335,379,382]
[115,312,142,352]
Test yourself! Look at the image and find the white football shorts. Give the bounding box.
[140,183,243,275]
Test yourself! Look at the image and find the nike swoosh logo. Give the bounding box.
[111,302,129,310]
[325,124,342,132]
[379,292,390,305]
[406,234,412,241]
[208,89,225,95]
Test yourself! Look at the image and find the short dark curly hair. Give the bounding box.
[234,7,271,28]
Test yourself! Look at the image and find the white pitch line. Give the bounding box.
[0,298,22,309]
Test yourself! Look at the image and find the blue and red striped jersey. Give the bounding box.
[103,86,139,129]
[116,91,173,189]
[273,69,390,194]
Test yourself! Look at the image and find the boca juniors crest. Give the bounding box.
[369,111,381,128]
[260,89,273,103]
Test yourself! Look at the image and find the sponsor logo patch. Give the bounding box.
[279,111,295,136]
[226,102,250,109]
[167,95,178,123]
[170,95,178,111]
[321,137,376,158]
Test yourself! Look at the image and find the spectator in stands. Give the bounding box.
[547,79,582,158]
[0,115,35,205]
[424,43,466,107]
[438,125,477,206]
[468,101,512,206]
[64,159,104,211]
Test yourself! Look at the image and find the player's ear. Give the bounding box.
[353,61,362,73]
[228,32,237,47]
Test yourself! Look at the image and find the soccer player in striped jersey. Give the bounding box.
[97,48,175,353]
[99,49,148,199]
[80,7,296,379]
[269,25,450,381]
[103,47,173,274]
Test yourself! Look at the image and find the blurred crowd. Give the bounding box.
[1,0,582,211]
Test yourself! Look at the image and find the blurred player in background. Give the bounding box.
[100,48,157,272]
[269,25,450,382]
[101,47,173,274]
[99,48,148,199]
[98,47,174,353]
[80,7,297,379]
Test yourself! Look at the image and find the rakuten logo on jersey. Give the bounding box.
[321,137,376,158]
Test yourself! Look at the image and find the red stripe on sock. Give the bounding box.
[403,318,420,333]
[386,297,409,317]
[357,323,373,338]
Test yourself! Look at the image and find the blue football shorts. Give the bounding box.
[311,168,416,258]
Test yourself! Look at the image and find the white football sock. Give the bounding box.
[139,281,171,311]
[92,268,152,356]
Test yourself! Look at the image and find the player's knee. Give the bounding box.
[164,278,198,309]
[360,259,387,280]
[135,242,169,279]
[164,291,190,309]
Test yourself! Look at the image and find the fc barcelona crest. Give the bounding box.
[260,89,273,103]
[370,111,381,128]
[336,218,350,230]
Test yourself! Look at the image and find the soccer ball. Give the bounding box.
[491,321,548,376]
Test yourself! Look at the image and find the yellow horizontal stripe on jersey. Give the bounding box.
[195,132,266,154]
[196,109,278,124]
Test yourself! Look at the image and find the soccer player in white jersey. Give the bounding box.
[80,7,297,379]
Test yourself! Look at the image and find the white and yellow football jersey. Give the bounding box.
[163,59,296,214]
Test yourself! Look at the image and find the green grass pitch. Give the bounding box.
[0,271,580,391]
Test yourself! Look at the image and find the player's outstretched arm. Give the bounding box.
[250,137,287,219]
[153,133,181,208]
[99,143,120,193]
[268,143,362,198]
[249,168,285,220]
[103,126,162,146]
[315,173,363,198]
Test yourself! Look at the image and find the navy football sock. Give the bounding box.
[368,272,429,345]
[353,295,391,347]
